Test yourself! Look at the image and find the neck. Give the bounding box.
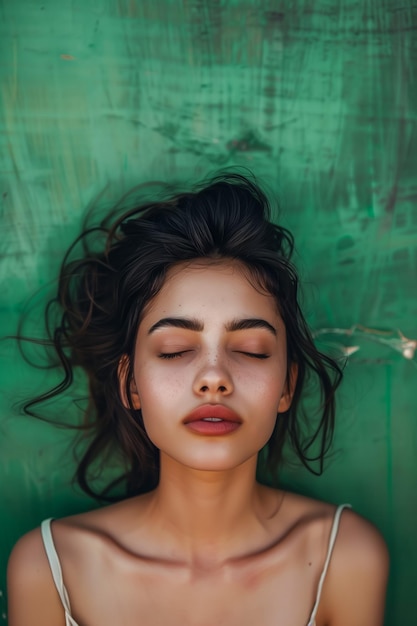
[142,454,281,568]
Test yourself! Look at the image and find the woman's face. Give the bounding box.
[129,260,294,473]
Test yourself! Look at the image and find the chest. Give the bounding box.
[72,557,318,626]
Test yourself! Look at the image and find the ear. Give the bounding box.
[118,355,141,410]
[277,362,298,413]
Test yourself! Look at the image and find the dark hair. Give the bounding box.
[22,172,342,500]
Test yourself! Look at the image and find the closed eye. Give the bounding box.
[158,351,191,360]
[237,352,270,359]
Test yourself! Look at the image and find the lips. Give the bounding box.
[184,404,242,424]
[183,405,242,435]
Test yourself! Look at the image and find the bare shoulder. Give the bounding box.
[8,526,52,590]
[273,491,389,625]
[7,499,140,626]
[274,489,388,562]
[7,526,66,626]
[322,507,389,626]
[335,506,389,564]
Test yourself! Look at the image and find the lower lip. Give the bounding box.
[185,420,241,435]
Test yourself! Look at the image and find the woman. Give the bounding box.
[7,173,389,625]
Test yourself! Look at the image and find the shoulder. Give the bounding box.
[21,495,151,566]
[7,525,66,626]
[6,501,130,626]
[329,506,389,581]
[6,500,135,626]
[268,490,389,625]
[334,506,389,558]
[273,489,388,563]
[8,525,52,588]
[321,507,389,626]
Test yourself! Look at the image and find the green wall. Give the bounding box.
[1,1,416,623]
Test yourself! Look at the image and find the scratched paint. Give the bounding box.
[1,1,416,623]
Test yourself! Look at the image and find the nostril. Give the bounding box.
[199,384,228,393]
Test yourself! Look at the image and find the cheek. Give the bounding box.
[241,366,285,407]
[134,364,183,423]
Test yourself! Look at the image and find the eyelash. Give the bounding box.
[158,351,270,360]
[245,352,270,359]
[158,351,189,360]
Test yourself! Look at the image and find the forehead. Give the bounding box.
[141,259,280,322]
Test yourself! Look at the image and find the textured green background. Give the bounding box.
[1,1,416,624]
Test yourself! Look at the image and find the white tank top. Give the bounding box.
[41,503,351,626]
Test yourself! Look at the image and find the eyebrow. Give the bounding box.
[148,317,276,336]
[226,318,277,335]
[148,317,203,334]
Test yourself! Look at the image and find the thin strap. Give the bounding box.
[41,519,79,626]
[307,504,352,625]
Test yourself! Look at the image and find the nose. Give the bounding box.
[192,362,234,397]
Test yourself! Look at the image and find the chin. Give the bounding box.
[173,452,258,473]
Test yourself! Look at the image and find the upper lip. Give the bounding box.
[183,404,242,424]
